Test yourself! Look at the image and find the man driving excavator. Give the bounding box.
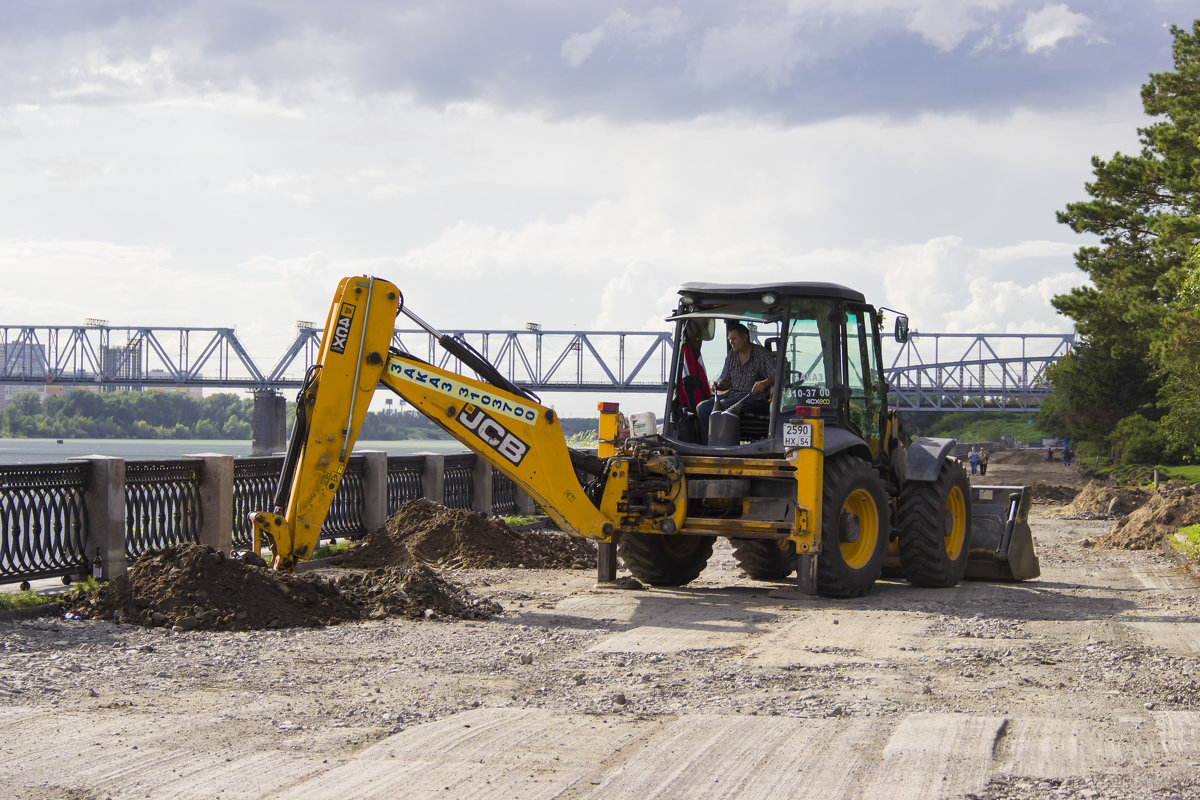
[695,321,776,444]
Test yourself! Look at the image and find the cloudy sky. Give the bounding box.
[0,1,1192,410]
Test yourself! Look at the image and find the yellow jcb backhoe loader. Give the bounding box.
[251,276,1038,597]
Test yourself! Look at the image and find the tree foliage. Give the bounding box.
[1,390,255,440]
[1,389,602,444]
[1047,20,1200,462]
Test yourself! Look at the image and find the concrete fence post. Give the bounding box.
[70,455,127,581]
[184,454,234,554]
[420,453,445,505]
[360,450,389,532]
[472,455,494,515]
[515,488,537,515]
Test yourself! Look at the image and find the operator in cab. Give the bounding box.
[696,322,776,444]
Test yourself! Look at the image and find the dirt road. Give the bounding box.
[2,464,1200,799]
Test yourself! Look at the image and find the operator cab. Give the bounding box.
[659,282,904,459]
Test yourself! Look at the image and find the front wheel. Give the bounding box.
[898,458,972,587]
[618,533,713,587]
[816,455,890,597]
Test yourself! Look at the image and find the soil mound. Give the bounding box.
[988,449,1051,466]
[63,543,499,631]
[336,498,596,570]
[1061,480,1149,516]
[1026,481,1080,504]
[1091,483,1200,550]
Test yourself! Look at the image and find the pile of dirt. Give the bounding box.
[1026,481,1081,504]
[987,449,1051,466]
[62,543,499,631]
[1061,480,1149,517]
[1089,483,1200,550]
[335,498,596,571]
[333,567,501,620]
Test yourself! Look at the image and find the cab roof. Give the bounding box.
[677,282,866,304]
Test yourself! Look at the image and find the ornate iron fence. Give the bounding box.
[232,456,285,549]
[323,457,366,540]
[2,450,525,585]
[444,454,474,510]
[125,460,203,560]
[493,471,518,516]
[0,463,91,583]
[386,456,424,514]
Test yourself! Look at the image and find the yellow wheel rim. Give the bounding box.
[839,488,879,569]
[943,485,967,560]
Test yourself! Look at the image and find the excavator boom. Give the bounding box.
[250,276,686,569]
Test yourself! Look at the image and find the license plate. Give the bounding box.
[784,422,813,448]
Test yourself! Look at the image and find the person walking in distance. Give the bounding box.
[968,447,979,476]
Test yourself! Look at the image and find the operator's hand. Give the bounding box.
[752,378,771,393]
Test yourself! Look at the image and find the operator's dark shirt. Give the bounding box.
[717,343,775,392]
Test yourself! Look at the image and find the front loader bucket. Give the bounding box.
[965,485,1040,581]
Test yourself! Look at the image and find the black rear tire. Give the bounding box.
[898,458,972,587]
[618,532,713,587]
[731,539,796,580]
[816,455,890,598]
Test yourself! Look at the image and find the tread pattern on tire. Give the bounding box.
[731,539,795,580]
[898,458,972,587]
[816,455,889,598]
[618,532,714,587]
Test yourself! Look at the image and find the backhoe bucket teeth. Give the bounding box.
[965,485,1040,581]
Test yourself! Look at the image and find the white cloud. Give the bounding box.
[903,0,1006,52]
[1019,3,1098,53]
[561,8,689,68]
[788,0,1014,52]
[692,20,809,90]
[946,272,1081,333]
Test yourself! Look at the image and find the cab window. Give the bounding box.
[781,300,836,413]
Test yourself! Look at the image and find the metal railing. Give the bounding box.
[1,450,532,586]
[231,457,285,549]
[386,456,424,514]
[0,463,90,583]
[493,472,518,516]
[444,454,474,510]
[323,458,365,540]
[124,460,203,560]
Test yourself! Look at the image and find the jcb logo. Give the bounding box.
[458,404,529,466]
[330,303,355,355]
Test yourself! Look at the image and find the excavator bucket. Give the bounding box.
[965,485,1040,581]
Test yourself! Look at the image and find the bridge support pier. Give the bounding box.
[252,390,287,456]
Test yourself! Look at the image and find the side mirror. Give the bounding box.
[894,315,909,343]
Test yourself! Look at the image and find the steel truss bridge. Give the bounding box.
[0,324,1074,412]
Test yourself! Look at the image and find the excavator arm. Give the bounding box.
[250,275,685,570]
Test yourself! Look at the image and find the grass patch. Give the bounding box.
[567,429,600,448]
[1095,464,1200,487]
[67,576,104,596]
[502,514,542,528]
[0,590,57,611]
[311,541,353,560]
[1157,465,1200,483]
[1172,524,1200,565]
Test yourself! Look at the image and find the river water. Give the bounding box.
[0,438,472,465]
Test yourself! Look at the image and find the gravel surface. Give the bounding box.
[2,460,1200,799]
